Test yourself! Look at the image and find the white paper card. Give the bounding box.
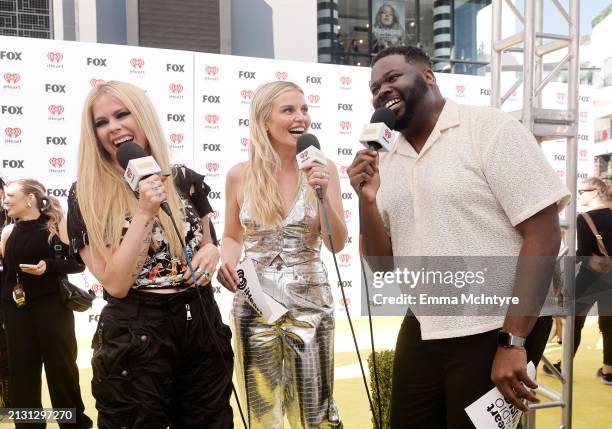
[236,259,289,323]
[465,361,536,429]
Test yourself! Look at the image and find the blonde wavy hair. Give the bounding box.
[76,81,185,265]
[12,179,63,243]
[245,81,310,227]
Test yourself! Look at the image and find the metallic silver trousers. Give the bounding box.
[232,261,342,429]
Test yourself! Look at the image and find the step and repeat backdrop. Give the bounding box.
[0,35,595,342]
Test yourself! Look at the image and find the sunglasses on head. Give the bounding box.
[578,188,596,195]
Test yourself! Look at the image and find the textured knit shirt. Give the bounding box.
[376,99,571,339]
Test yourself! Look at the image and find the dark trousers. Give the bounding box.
[573,268,612,365]
[389,315,552,429]
[2,294,92,429]
[93,286,234,429]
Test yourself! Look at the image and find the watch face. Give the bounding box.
[498,331,511,346]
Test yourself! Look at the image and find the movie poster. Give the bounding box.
[372,1,406,52]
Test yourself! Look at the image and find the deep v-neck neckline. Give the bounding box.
[281,174,303,222]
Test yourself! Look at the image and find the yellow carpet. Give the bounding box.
[6,316,610,428]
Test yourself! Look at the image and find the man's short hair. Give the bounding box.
[372,45,433,69]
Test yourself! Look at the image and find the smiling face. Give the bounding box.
[3,182,33,219]
[370,54,432,130]
[265,89,311,150]
[91,93,148,163]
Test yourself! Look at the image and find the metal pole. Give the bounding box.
[563,1,580,425]
[491,0,502,108]
[523,0,535,129]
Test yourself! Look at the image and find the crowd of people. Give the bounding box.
[0,44,609,429]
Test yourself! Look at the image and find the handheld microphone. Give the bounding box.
[296,134,328,200]
[116,141,172,217]
[358,108,396,152]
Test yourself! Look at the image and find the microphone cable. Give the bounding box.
[317,190,381,429]
[357,182,383,428]
[165,213,249,429]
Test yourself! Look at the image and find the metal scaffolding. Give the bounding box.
[490,1,581,428]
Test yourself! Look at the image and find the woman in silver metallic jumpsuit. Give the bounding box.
[217,81,347,428]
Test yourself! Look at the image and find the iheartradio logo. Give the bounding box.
[5,127,21,138]
[339,253,351,264]
[557,92,566,101]
[47,52,63,63]
[205,65,219,76]
[240,138,249,148]
[130,58,145,69]
[169,83,183,94]
[308,94,320,104]
[580,111,587,120]
[206,162,220,173]
[579,149,588,157]
[343,209,351,220]
[89,78,105,87]
[170,133,184,144]
[205,114,219,124]
[3,73,20,84]
[556,170,565,178]
[339,165,349,175]
[339,297,351,308]
[455,85,466,95]
[240,90,254,100]
[340,76,352,86]
[49,157,66,168]
[275,71,288,80]
[90,283,104,296]
[210,210,220,220]
[339,121,351,130]
[48,105,64,116]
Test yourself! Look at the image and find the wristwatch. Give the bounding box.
[497,330,526,348]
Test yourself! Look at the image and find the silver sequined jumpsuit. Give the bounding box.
[232,178,342,429]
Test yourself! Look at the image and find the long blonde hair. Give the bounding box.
[245,81,306,227]
[12,179,63,243]
[76,81,185,264]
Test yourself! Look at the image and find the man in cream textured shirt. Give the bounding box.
[348,46,570,428]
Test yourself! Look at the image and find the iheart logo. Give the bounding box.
[340,76,351,86]
[240,90,254,100]
[206,162,220,172]
[308,94,320,104]
[275,71,288,80]
[579,149,588,157]
[343,209,351,219]
[47,52,63,63]
[89,79,105,87]
[205,65,219,76]
[456,85,465,94]
[48,105,64,116]
[580,111,587,119]
[557,92,565,101]
[556,170,565,177]
[170,133,184,144]
[205,114,219,124]
[169,83,183,94]
[49,157,65,168]
[339,166,349,174]
[130,58,145,69]
[339,297,351,308]
[210,211,220,220]
[339,254,351,264]
[3,73,20,84]
[240,138,249,147]
[5,127,21,138]
[340,121,351,130]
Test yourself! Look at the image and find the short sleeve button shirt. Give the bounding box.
[376,99,571,339]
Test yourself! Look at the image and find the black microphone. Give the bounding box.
[296,133,328,201]
[116,141,172,217]
[359,108,396,152]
